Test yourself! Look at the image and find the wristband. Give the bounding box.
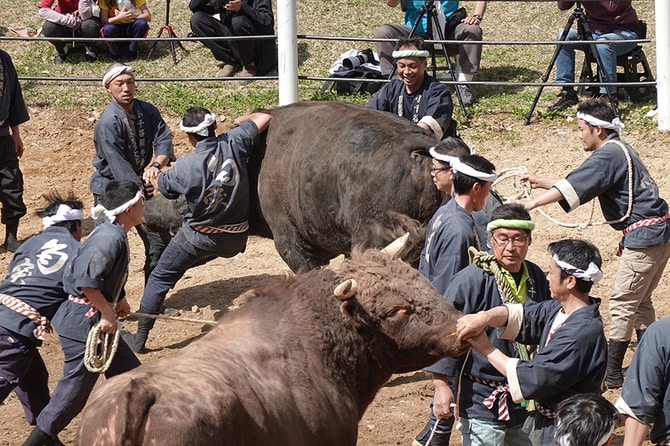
[473,14,483,21]
[151,161,162,170]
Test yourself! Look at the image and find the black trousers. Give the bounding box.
[41,19,101,54]
[0,135,26,225]
[190,11,257,66]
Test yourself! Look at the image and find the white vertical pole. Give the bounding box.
[656,0,670,130]
[277,0,298,106]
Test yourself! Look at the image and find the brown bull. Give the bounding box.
[76,249,467,446]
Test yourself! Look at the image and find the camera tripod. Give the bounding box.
[524,1,619,125]
[147,0,187,64]
[391,0,468,116]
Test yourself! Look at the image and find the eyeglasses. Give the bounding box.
[430,167,450,174]
[490,235,529,248]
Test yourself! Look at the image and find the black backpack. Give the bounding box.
[320,49,384,96]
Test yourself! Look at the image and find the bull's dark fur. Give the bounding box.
[76,249,467,446]
[143,102,443,271]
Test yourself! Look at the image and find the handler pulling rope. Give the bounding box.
[492,140,633,229]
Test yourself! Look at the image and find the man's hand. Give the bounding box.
[115,298,131,319]
[432,375,456,419]
[224,0,243,12]
[456,312,488,341]
[465,329,492,353]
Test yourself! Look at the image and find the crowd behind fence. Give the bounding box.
[0,34,655,90]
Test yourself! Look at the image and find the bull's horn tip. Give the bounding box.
[334,279,358,299]
[381,232,410,256]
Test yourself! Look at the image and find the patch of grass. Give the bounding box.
[0,0,658,126]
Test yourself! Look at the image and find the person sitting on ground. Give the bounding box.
[22,180,144,446]
[38,0,101,64]
[366,37,454,139]
[547,0,642,111]
[555,394,619,446]
[189,0,276,81]
[374,0,487,106]
[99,0,151,61]
[123,107,272,353]
[0,192,83,446]
[458,238,608,445]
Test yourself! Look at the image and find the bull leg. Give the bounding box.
[273,236,330,272]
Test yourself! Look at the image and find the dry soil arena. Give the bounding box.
[2,104,670,445]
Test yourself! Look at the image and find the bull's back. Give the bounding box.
[260,102,441,270]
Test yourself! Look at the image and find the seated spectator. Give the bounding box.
[189,0,275,81]
[554,394,618,446]
[366,37,454,139]
[99,0,151,61]
[548,0,642,111]
[374,0,487,106]
[38,0,101,64]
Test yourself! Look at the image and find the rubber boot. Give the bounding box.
[413,418,452,446]
[22,426,55,446]
[122,311,156,353]
[4,219,21,252]
[606,340,630,389]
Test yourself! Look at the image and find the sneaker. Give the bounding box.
[53,52,67,65]
[216,63,241,78]
[456,84,476,106]
[236,65,258,84]
[126,51,139,62]
[547,90,579,111]
[84,47,97,62]
[593,92,619,108]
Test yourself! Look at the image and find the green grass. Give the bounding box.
[0,0,659,127]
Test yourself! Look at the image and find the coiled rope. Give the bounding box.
[84,321,121,373]
[492,141,634,229]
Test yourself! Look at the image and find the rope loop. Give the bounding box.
[84,321,121,373]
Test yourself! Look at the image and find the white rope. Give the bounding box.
[492,141,634,230]
[84,321,121,373]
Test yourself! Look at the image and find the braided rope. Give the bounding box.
[492,140,634,229]
[84,320,121,373]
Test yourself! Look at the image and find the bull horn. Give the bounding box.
[380,232,410,257]
[334,279,358,300]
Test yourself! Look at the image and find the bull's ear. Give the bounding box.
[340,300,372,330]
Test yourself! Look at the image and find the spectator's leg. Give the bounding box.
[190,11,237,65]
[229,14,256,68]
[374,24,410,77]
[593,30,638,95]
[40,21,71,63]
[101,23,123,58]
[547,27,580,110]
[127,18,150,57]
[451,22,483,105]
[79,18,101,61]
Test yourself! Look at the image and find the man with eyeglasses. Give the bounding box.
[457,238,608,446]
[518,99,670,390]
[415,139,496,446]
[428,203,550,446]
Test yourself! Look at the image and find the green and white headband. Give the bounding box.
[486,219,535,233]
[392,49,430,59]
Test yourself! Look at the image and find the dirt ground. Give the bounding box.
[1,105,669,446]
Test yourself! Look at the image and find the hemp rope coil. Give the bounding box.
[492,140,634,230]
[84,321,121,373]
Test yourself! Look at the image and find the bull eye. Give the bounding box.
[386,307,403,318]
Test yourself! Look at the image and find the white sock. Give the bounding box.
[458,72,474,82]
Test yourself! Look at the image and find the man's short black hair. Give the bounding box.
[548,239,602,293]
[554,393,619,446]
[36,191,84,234]
[182,106,216,140]
[577,99,617,135]
[394,37,428,53]
[101,180,141,210]
[452,154,496,195]
[432,137,471,169]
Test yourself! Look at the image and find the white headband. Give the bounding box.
[179,113,217,137]
[91,190,143,224]
[556,424,614,446]
[552,254,603,283]
[576,112,625,133]
[102,65,135,87]
[451,158,497,182]
[392,49,430,59]
[429,146,459,166]
[42,204,83,230]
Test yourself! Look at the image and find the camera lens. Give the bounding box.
[343,54,368,69]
